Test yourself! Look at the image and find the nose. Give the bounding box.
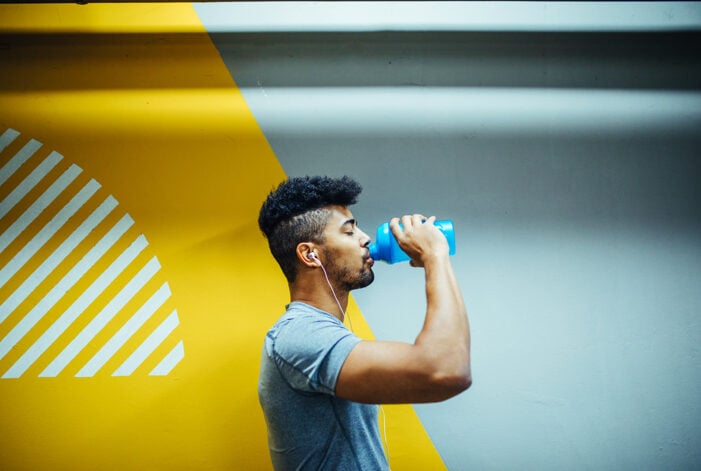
[359,227,371,248]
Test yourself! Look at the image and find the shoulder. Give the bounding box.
[267,302,360,357]
[264,303,362,393]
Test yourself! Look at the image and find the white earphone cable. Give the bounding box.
[318,260,353,331]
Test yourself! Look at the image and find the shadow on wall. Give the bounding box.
[2,31,700,91]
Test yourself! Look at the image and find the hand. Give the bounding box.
[389,214,449,267]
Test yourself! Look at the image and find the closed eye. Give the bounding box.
[342,218,358,236]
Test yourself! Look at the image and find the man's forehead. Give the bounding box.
[325,205,355,224]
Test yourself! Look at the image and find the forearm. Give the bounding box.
[415,253,471,387]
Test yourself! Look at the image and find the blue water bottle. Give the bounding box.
[369,219,456,264]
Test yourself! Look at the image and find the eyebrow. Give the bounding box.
[341,218,357,228]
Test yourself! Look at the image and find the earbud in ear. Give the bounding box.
[308,252,318,261]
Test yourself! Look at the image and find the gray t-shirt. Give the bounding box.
[258,301,389,470]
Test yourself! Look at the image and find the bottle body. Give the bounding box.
[369,219,456,264]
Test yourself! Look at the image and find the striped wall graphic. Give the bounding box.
[0,128,184,378]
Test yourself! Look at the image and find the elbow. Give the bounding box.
[446,368,472,394]
[428,367,472,401]
[459,371,473,392]
[412,344,472,402]
[437,350,472,395]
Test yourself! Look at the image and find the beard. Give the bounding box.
[324,255,375,291]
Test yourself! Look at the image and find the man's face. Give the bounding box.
[319,205,374,291]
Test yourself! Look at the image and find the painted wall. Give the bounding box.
[1,2,700,470]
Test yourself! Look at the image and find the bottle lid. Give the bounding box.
[369,242,379,260]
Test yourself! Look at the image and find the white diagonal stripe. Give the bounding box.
[0,151,62,220]
[113,309,179,377]
[0,196,117,319]
[0,213,133,328]
[0,164,82,255]
[0,128,21,155]
[0,135,39,187]
[0,179,100,288]
[150,340,184,376]
[0,131,185,379]
[76,281,170,377]
[0,234,148,370]
[38,253,158,378]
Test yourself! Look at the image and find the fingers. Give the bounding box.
[389,217,401,231]
[387,213,445,266]
[391,214,434,232]
[389,214,439,244]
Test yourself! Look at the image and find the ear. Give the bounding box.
[296,243,320,267]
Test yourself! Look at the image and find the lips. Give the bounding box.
[364,249,374,266]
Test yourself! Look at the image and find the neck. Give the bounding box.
[289,274,348,321]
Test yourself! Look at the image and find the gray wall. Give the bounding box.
[198,3,701,469]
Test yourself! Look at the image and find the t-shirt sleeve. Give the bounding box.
[266,314,362,395]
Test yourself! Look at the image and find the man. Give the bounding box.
[257,175,471,470]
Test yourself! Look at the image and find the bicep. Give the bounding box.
[334,340,453,404]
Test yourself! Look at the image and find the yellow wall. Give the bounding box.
[0,4,445,470]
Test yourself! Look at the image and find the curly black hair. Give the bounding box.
[258,175,362,282]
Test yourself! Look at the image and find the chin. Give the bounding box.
[345,269,374,291]
[358,270,375,289]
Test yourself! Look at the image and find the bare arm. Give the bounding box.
[335,215,471,404]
